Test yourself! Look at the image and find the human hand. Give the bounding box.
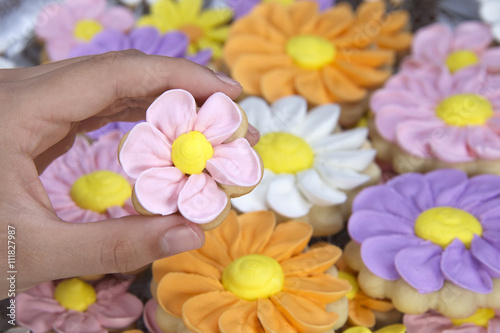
[0,50,244,296]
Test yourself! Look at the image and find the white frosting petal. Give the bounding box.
[239,96,273,133]
[270,95,307,133]
[294,103,340,143]
[296,169,347,206]
[311,127,369,154]
[231,169,274,212]
[266,174,312,218]
[315,164,370,190]
[493,21,500,42]
[479,1,500,23]
[316,149,377,172]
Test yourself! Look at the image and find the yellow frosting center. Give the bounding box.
[436,94,493,126]
[414,207,483,248]
[445,50,479,73]
[171,131,214,174]
[222,254,284,301]
[54,278,97,312]
[451,308,495,327]
[286,35,336,69]
[344,325,406,333]
[263,0,294,5]
[254,132,314,174]
[70,170,132,213]
[73,19,104,41]
[337,271,359,300]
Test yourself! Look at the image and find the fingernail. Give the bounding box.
[162,223,203,256]
[215,72,241,87]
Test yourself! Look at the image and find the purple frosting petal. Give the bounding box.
[186,49,213,66]
[227,0,260,19]
[395,243,445,293]
[314,0,334,11]
[352,184,421,220]
[130,27,161,54]
[469,197,500,223]
[441,239,493,294]
[361,235,424,280]
[387,172,435,211]
[69,29,129,58]
[85,121,143,140]
[483,230,500,248]
[471,236,500,278]
[348,210,414,243]
[480,214,500,232]
[458,174,500,211]
[155,30,189,57]
[424,169,468,207]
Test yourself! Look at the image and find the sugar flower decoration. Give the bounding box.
[337,270,394,327]
[343,324,406,333]
[348,169,500,317]
[143,299,163,333]
[35,0,134,61]
[40,131,137,223]
[16,276,143,333]
[478,0,500,43]
[223,1,408,106]
[402,21,500,74]
[151,211,351,333]
[85,121,143,141]
[118,89,262,225]
[137,0,232,58]
[69,28,212,65]
[370,64,500,173]
[404,309,500,333]
[227,0,334,19]
[231,95,378,236]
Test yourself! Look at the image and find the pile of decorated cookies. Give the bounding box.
[8,0,500,332]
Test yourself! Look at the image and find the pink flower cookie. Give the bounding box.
[370,64,500,175]
[118,89,263,230]
[402,21,500,74]
[16,276,143,333]
[35,0,134,61]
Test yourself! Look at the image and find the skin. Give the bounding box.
[0,50,252,297]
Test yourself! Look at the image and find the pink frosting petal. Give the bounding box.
[119,123,173,179]
[481,47,500,73]
[428,127,474,163]
[46,39,79,62]
[452,22,493,52]
[66,0,106,20]
[134,167,187,215]
[489,317,500,333]
[195,92,242,145]
[35,4,74,40]
[349,210,414,242]
[206,138,261,187]
[441,239,493,294]
[52,311,106,333]
[143,299,164,333]
[88,293,143,329]
[178,173,228,224]
[412,23,452,64]
[471,236,500,278]
[375,106,435,142]
[404,312,454,333]
[424,168,469,207]
[360,235,424,280]
[467,126,500,160]
[395,243,445,293]
[99,7,135,31]
[370,88,434,112]
[395,119,443,158]
[452,66,488,94]
[146,89,197,144]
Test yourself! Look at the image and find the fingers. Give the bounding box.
[27,214,205,286]
[19,50,242,124]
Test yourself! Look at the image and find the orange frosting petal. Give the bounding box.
[261,68,300,104]
[355,0,385,25]
[255,3,294,38]
[380,11,409,33]
[294,70,334,105]
[335,60,391,87]
[270,292,338,333]
[284,274,351,304]
[289,1,319,34]
[223,34,284,68]
[152,251,221,283]
[157,272,224,317]
[357,292,394,312]
[375,32,412,51]
[209,210,241,259]
[219,300,264,333]
[336,49,394,68]
[316,3,353,39]
[230,211,276,258]
[232,54,293,96]
[196,231,233,271]
[262,221,312,262]
[229,13,286,43]
[281,244,341,277]
[322,66,367,102]
[182,291,241,333]
[349,300,376,327]
[257,298,296,333]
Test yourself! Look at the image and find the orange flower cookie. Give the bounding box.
[150,211,351,333]
[222,1,411,127]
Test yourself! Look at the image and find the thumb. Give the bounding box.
[42,214,205,281]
